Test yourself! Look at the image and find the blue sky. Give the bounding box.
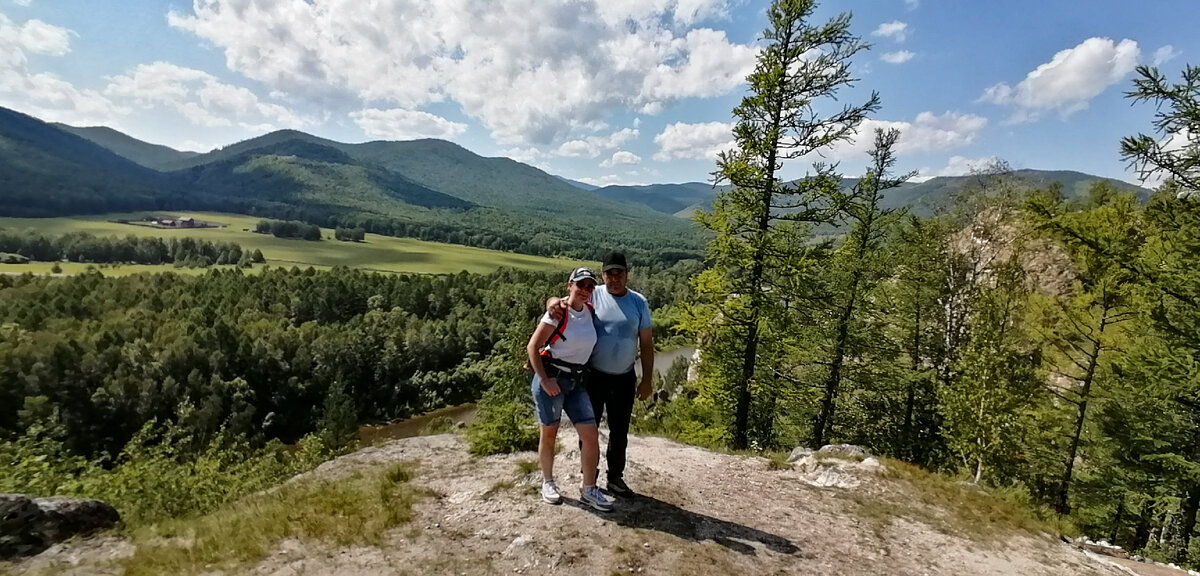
[1,0,1195,187]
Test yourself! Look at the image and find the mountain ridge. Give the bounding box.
[0,107,706,263]
[586,171,1153,218]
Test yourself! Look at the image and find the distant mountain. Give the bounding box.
[557,176,598,191]
[0,108,705,263]
[0,107,177,216]
[54,124,199,171]
[591,182,720,215]
[170,131,665,220]
[179,139,473,212]
[882,170,1151,215]
[598,172,1152,218]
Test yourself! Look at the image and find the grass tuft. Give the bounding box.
[766,454,794,470]
[515,459,539,475]
[853,459,1079,543]
[483,480,516,500]
[120,462,422,575]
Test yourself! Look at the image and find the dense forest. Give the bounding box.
[0,230,259,267]
[0,261,698,523]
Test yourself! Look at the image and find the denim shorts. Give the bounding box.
[531,372,596,427]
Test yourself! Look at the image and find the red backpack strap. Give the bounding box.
[539,307,570,355]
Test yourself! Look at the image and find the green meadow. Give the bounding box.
[0,212,583,275]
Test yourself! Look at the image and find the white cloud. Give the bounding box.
[601,150,641,167]
[881,50,914,64]
[554,128,639,158]
[1,18,71,55]
[576,174,645,187]
[905,0,918,10]
[872,21,908,42]
[168,0,756,146]
[653,121,735,161]
[500,147,547,165]
[0,13,124,125]
[979,37,1139,123]
[11,0,32,6]
[922,155,1003,179]
[104,62,312,131]
[350,108,467,140]
[1153,45,1182,66]
[821,112,988,165]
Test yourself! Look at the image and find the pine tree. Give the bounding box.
[809,128,912,448]
[686,0,878,449]
[1026,186,1142,513]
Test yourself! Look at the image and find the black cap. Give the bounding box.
[602,251,628,273]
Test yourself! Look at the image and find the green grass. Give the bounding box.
[120,463,423,576]
[0,212,584,275]
[0,261,236,277]
[847,459,1078,543]
[766,453,794,470]
[515,459,539,475]
[482,480,515,500]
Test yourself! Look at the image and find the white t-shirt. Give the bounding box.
[538,304,597,365]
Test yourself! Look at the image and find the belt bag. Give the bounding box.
[545,358,588,378]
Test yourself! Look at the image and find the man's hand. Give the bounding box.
[637,375,653,401]
[545,296,566,322]
[541,377,561,397]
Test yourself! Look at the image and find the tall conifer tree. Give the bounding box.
[687,0,878,448]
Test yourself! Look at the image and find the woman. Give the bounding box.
[527,267,613,512]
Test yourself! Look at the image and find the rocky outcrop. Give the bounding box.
[0,494,119,559]
[787,444,881,489]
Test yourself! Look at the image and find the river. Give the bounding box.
[637,346,697,377]
[358,403,477,444]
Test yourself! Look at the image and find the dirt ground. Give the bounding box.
[7,426,1191,576]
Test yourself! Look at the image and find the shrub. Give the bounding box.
[467,401,538,456]
[422,416,456,435]
[0,422,335,527]
[632,394,729,449]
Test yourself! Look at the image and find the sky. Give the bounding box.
[0,0,1195,187]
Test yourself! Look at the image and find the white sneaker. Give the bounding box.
[581,485,614,512]
[541,480,562,505]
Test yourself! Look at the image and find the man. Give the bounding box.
[548,251,653,497]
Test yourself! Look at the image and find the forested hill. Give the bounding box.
[584,171,1152,218]
[54,124,200,171]
[0,107,705,264]
[0,107,179,216]
[166,130,669,220]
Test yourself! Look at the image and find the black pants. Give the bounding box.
[586,369,637,482]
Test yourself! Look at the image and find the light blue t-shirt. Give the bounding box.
[588,286,652,375]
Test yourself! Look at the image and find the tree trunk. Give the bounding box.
[1055,310,1109,515]
[734,283,761,449]
[1171,484,1200,563]
[903,301,921,461]
[812,288,856,448]
[1110,493,1125,546]
[1133,499,1155,551]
